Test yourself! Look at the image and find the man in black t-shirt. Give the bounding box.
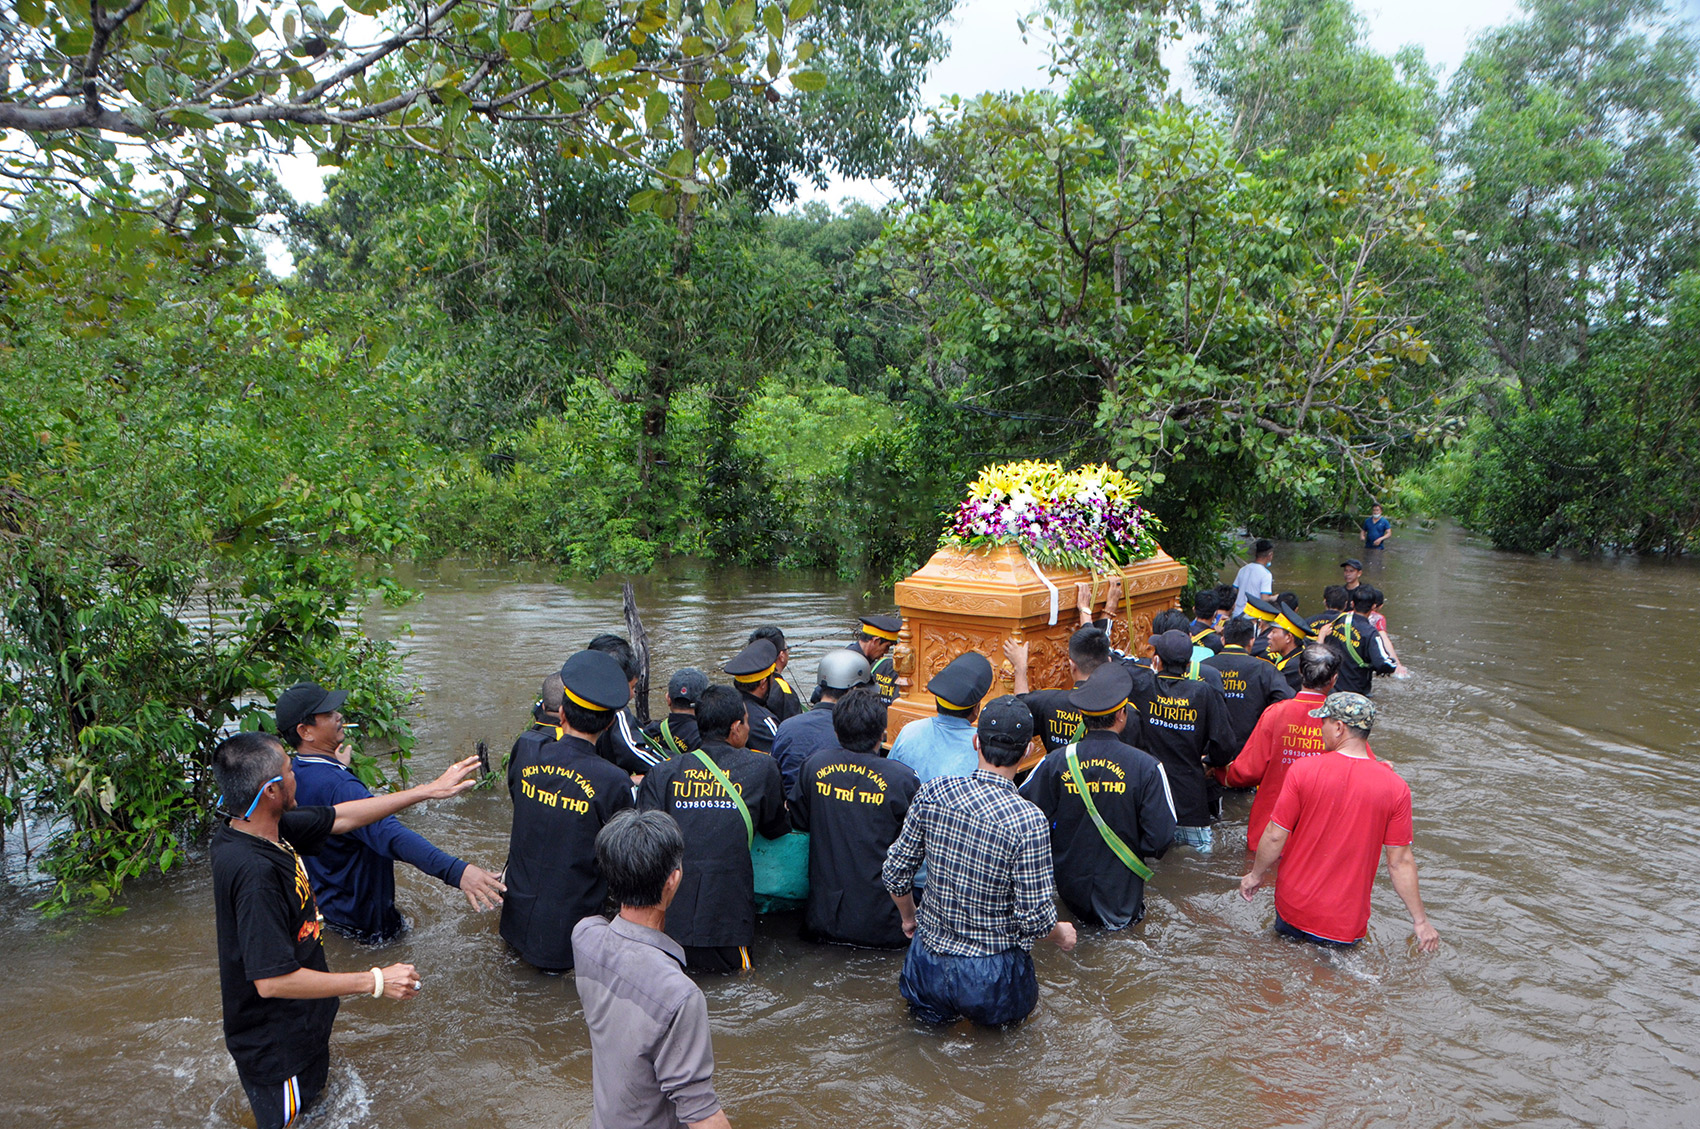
[210,731,481,1129]
[638,685,789,973]
[788,687,921,948]
[1321,587,1397,696]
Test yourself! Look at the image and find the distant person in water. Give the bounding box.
[1231,540,1276,616]
[1240,693,1439,952]
[1361,504,1392,550]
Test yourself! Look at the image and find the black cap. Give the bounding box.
[1273,603,1316,640]
[667,667,710,707]
[275,681,347,742]
[1148,629,1193,668]
[1243,594,1281,623]
[928,651,993,710]
[559,650,632,712]
[858,614,901,642]
[1340,558,1364,570]
[977,694,1034,751]
[1068,663,1134,716]
[725,638,779,684]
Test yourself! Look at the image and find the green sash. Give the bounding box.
[691,750,752,847]
[1065,744,1154,881]
[688,750,809,908]
[1333,612,1367,668]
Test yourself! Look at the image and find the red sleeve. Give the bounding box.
[1383,777,1414,846]
[1269,758,1308,831]
[1222,706,1279,788]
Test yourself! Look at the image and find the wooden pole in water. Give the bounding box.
[622,581,651,725]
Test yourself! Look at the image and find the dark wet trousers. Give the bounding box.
[239,1048,329,1129]
[899,936,1038,1026]
[684,944,750,974]
[1274,912,1361,950]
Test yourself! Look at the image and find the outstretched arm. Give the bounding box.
[1385,845,1440,952]
[330,755,481,835]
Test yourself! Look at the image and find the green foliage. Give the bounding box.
[1444,0,1700,399]
[0,0,828,258]
[1192,0,1441,177]
[1424,273,1700,553]
[880,83,1461,564]
[0,252,421,911]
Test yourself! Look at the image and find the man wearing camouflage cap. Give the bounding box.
[1239,693,1440,952]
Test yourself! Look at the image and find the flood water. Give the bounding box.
[4,525,1699,1129]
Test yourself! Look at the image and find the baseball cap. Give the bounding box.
[1340,558,1364,570]
[667,668,711,707]
[274,681,348,743]
[1147,629,1193,668]
[1309,692,1376,731]
[977,694,1033,751]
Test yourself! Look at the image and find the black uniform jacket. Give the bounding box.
[508,723,559,796]
[1021,685,1085,755]
[766,675,806,723]
[501,734,636,970]
[739,689,782,754]
[1202,644,1296,752]
[1020,731,1178,929]
[1190,620,1225,654]
[1323,612,1397,696]
[640,712,701,759]
[596,708,665,775]
[788,746,920,947]
[1266,647,1304,695]
[871,655,897,704]
[1138,672,1237,827]
[637,740,788,948]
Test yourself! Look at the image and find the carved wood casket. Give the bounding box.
[884,545,1189,766]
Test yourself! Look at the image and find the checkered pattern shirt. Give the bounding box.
[882,768,1059,957]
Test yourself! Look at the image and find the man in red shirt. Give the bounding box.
[1216,645,1341,851]
[1239,693,1440,951]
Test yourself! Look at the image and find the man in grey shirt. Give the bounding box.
[573,811,732,1129]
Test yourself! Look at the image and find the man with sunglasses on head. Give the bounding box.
[210,729,483,1129]
[279,681,506,945]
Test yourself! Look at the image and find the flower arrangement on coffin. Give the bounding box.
[941,460,1163,572]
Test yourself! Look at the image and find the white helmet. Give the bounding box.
[817,650,873,692]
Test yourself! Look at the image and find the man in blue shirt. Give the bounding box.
[279,682,506,943]
[890,651,994,784]
[1361,503,1391,549]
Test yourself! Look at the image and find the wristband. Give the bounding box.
[370,966,384,998]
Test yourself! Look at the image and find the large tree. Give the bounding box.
[0,0,829,248]
[1444,0,1700,406]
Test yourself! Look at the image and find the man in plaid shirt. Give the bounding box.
[883,695,1078,1026]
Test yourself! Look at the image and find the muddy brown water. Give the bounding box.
[4,527,1698,1129]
